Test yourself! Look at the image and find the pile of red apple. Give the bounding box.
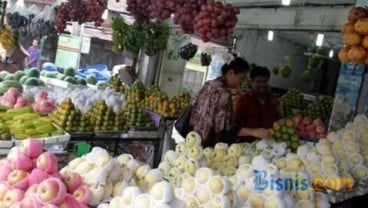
[293,115,328,140]
[0,139,91,207]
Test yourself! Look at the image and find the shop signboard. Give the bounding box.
[329,63,366,131]
[54,34,81,70]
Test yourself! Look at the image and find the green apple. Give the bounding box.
[228,143,242,158]
[187,146,203,160]
[175,143,188,156]
[185,131,202,147]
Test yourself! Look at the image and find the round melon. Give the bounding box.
[64,76,76,84]
[0,71,9,79]
[86,75,97,85]
[42,62,57,72]
[4,74,16,81]
[14,71,26,81]
[64,67,76,77]
[56,73,66,80]
[24,77,40,86]
[0,77,3,82]
[76,78,87,85]
[27,68,40,78]
[19,76,28,84]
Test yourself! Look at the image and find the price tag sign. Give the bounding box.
[81,36,91,54]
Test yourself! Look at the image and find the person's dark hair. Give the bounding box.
[250,66,271,80]
[221,57,250,75]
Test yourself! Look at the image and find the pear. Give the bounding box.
[121,186,142,206]
[163,150,177,166]
[195,167,215,185]
[68,157,86,169]
[248,193,265,208]
[195,187,211,204]
[228,143,242,158]
[133,194,153,208]
[150,181,174,204]
[264,196,285,208]
[210,195,231,208]
[181,177,197,194]
[108,196,124,208]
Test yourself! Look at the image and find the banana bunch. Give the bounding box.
[0,107,64,139]
[0,26,16,50]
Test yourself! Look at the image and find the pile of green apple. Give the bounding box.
[279,89,307,118]
[269,118,302,152]
[0,139,91,207]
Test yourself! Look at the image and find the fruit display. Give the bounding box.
[169,92,192,116]
[49,98,92,132]
[293,115,328,140]
[123,103,154,130]
[339,7,368,63]
[0,107,64,139]
[86,100,125,131]
[0,80,23,95]
[270,118,301,152]
[106,74,125,94]
[279,89,308,118]
[302,96,333,125]
[32,91,55,116]
[0,139,91,207]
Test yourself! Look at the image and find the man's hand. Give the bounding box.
[252,128,271,138]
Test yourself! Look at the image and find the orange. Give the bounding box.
[286,119,295,128]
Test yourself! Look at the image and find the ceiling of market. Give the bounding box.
[107,0,356,49]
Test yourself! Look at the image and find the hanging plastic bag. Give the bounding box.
[179,43,198,60]
[200,53,212,66]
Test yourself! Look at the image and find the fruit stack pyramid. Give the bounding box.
[106,74,125,94]
[49,97,92,132]
[302,96,333,125]
[0,87,30,109]
[0,139,91,207]
[339,6,368,63]
[269,118,302,152]
[124,81,154,129]
[169,91,192,116]
[0,107,64,139]
[86,100,125,131]
[279,89,308,118]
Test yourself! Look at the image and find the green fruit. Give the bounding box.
[86,75,97,85]
[4,74,15,81]
[64,67,76,77]
[14,71,26,81]
[24,77,40,86]
[27,68,40,78]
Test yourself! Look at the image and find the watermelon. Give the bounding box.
[4,74,16,81]
[19,76,28,84]
[14,71,26,81]
[64,67,76,77]
[24,77,40,86]
[0,71,9,79]
[27,68,40,78]
[0,80,23,95]
[76,78,87,85]
[86,75,97,85]
[45,72,59,78]
[56,73,66,80]
[0,77,3,82]
[64,76,76,84]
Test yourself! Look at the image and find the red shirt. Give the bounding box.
[235,90,279,142]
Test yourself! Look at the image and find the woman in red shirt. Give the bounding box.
[235,66,279,143]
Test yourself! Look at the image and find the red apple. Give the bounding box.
[306,124,315,132]
[0,182,10,200]
[58,194,79,208]
[36,178,66,205]
[20,193,42,208]
[315,125,326,134]
[61,171,83,193]
[20,139,43,158]
[28,169,49,185]
[3,188,24,207]
[299,130,308,138]
[312,118,324,127]
[72,185,92,204]
[40,204,58,208]
[11,153,33,171]
[78,202,89,208]
[7,147,21,161]
[7,170,29,190]
[308,130,317,139]
[302,117,312,125]
[317,133,328,139]
[25,184,38,197]
[0,159,12,181]
[293,115,303,125]
[36,152,58,174]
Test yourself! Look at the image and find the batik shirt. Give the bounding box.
[189,77,239,147]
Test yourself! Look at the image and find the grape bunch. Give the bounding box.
[126,0,151,23]
[173,0,207,34]
[147,0,178,21]
[194,1,239,42]
[55,0,108,33]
